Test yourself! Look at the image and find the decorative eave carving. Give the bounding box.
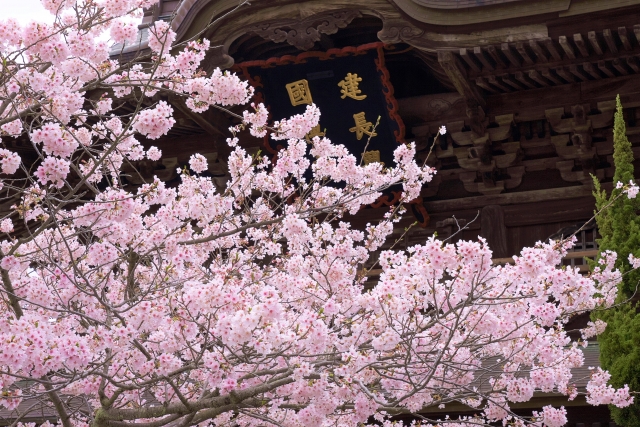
[392,0,571,26]
[377,19,424,45]
[201,46,235,73]
[247,10,363,51]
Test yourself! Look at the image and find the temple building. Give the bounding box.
[116,0,640,261]
[111,0,640,425]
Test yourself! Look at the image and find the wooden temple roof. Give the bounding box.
[102,0,640,258]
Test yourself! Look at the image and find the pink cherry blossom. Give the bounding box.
[0,219,13,233]
[31,123,78,158]
[148,21,176,56]
[110,20,139,44]
[581,319,607,339]
[626,180,639,198]
[615,180,639,198]
[586,368,634,407]
[0,3,633,427]
[243,103,269,137]
[0,255,20,271]
[0,218,13,233]
[41,0,67,14]
[0,148,20,174]
[132,101,175,139]
[1,119,22,137]
[35,156,70,188]
[189,154,208,174]
[537,405,568,427]
[146,146,162,161]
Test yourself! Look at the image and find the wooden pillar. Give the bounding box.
[480,205,509,258]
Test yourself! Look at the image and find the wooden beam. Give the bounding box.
[602,29,618,54]
[499,74,523,90]
[516,42,535,65]
[487,45,507,68]
[555,67,575,83]
[460,48,482,73]
[474,46,494,71]
[569,64,589,81]
[423,185,593,214]
[475,77,498,93]
[528,70,549,87]
[573,34,589,57]
[514,71,537,89]
[487,76,511,92]
[597,60,616,78]
[501,43,521,67]
[397,92,466,122]
[580,74,640,102]
[588,31,604,55]
[612,58,629,76]
[542,37,562,61]
[583,62,601,79]
[627,56,640,73]
[634,24,640,48]
[618,27,633,51]
[541,68,562,85]
[486,84,581,121]
[529,40,548,63]
[502,196,596,227]
[558,36,575,59]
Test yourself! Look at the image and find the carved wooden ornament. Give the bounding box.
[247,10,363,51]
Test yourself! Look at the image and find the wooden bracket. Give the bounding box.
[437,50,485,108]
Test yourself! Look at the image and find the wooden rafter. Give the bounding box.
[443,25,640,94]
[438,50,485,106]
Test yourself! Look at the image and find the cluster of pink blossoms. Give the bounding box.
[533,406,568,427]
[0,149,20,175]
[110,20,139,44]
[0,1,635,427]
[148,21,176,56]
[189,153,208,173]
[1,119,22,136]
[586,368,634,407]
[34,157,70,188]
[131,101,176,139]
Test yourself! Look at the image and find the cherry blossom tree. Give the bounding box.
[0,1,635,427]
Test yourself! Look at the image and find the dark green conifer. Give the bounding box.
[592,95,640,426]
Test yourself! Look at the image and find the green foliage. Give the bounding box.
[593,95,640,426]
[598,304,640,427]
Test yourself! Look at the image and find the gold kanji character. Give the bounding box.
[362,150,384,166]
[349,112,377,140]
[285,79,313,106]
[305,124,326,142]
[338,73,367,100]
